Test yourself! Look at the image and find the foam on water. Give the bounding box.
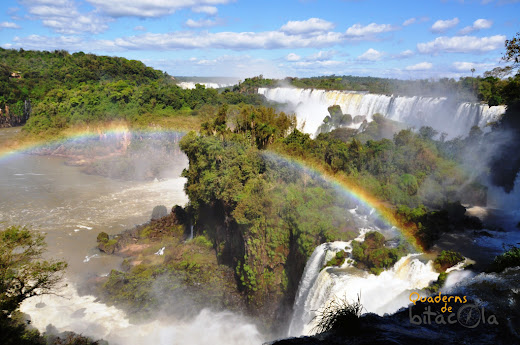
[20,282,264,345]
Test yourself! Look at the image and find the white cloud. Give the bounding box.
[307,50,335,61]
[156,55,286,79]
[286,51,337,63]
[3,25,356,52]
[0,21,20,29]
[473,18,493,30]
[405,62,433,71]
[185,18,220,28]
[4,34,116,51]
[459,18,493,34]
[431,18,459,33]
[7,21,400,52]
[357,48,383,61]
[192,6,218,15]
[402,18,416,26]
[417,35,505,54]
[20,0,111,34]
[292,60,343,68]
[106,30,347,50]
[394,49,414,58]
[345,23,397,39]
[280,18,335,35]
[133,25,146,31]
[452,61,495,72]
[85,0,232,18]
[286,53,301,61]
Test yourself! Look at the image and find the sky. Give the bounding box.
[0,0,519,79]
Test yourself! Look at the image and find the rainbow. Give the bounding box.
[262,150,421,251]
[0,125,420,251]
[0,123,185,163]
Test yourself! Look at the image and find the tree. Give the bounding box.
[503,32,520,70]
[0,225,67,317]
[483,66,513,79]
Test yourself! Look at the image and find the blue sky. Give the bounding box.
[0,0,519,79]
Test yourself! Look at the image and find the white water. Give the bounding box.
[288,230,439,336]
[259,87,506,138]
[21,282,263,345]
[178,82,236,90]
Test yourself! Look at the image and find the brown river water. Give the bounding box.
[0,131,188,280]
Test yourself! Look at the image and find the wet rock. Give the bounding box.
[96,231,118,254]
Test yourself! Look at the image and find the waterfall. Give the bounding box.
[259,87,506,138]
[178,82,236,89]
[288,231,439,337]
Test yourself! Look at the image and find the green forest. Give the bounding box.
[0,48,263,134]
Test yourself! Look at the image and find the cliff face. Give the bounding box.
[193,200,309,335]
[0,100,30,128]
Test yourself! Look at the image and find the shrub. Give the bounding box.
[96,231,109,243]
[193,235,213,249]
[312,294,364,335]
[487,246,520,273]
[322,250,347,270]
[434,250,464,272]
[351,231,407,275]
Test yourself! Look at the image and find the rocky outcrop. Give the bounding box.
[96,231,118,254]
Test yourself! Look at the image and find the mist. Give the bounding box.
[21,282,264,345]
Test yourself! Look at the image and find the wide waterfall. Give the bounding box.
[259,87,506,138]
[288,230,439,337]
[178,81,236,89]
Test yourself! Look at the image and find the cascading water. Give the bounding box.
[178,82,236,89]
[259,87,506,138]
[288,230,439,337]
